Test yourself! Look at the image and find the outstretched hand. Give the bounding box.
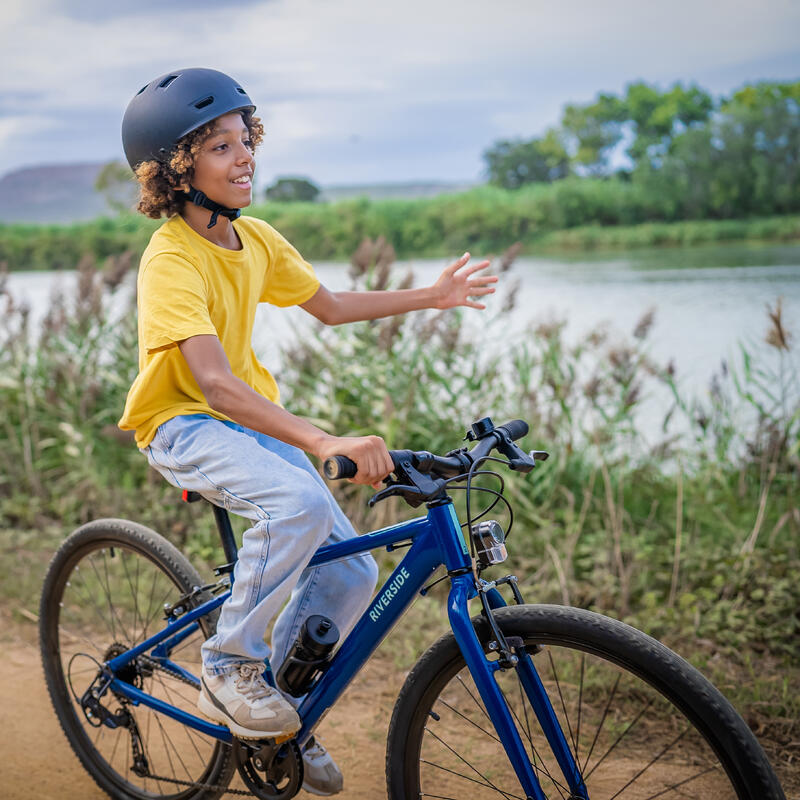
[432,252,497,310]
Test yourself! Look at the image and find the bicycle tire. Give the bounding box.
[386,603,785,800]
[39,518,236,800]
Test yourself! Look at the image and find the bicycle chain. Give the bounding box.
[126,656,257,796]
[138,654,203,689]
[136,771,255,796]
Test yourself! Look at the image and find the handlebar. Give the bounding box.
[323,418,538,482]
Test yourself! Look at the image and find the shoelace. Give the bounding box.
[304,735,327,759]
[234,663,274,701]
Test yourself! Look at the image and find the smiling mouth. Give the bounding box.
[231,177,252,187]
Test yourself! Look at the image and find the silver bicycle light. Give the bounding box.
[470,520,507,566]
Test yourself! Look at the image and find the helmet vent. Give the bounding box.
[136,84,148,95]
[159,75,178,89]
[236,87,247,95]
[194,96,214,109]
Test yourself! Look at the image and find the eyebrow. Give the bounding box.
[210,127,249,136]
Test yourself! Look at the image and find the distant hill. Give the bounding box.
[0,163,118,224]
[0,162,476,225]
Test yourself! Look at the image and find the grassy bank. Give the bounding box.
[0,239,798,775]
[2,182,800,271]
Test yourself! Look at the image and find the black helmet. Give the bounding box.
[122,67,255,171]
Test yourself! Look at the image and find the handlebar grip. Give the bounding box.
[498,419,529,441]
[323,455,358,480]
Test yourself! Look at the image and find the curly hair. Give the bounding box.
[134,112,264,219]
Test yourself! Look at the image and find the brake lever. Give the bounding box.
[367,483,425,508]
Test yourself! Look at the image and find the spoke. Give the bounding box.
[437,698,502,743]
[584,698,654,780]
[120,551,142,644]
[517,674,534,763]
[88,552,126,644]
[421,759,525,798]
[576,653,585,766]
[141,561,163,641]
[70,566,118,645]
[456,673,490,721]
[581,672,620,775]
[643,764,720,799]
[153,710,182,780]
[546,648,579,759]
[608,727,691,800]
[103,548,134,643]
[153,672,208,765]
[498,683,569,799]
[424,725,519,799]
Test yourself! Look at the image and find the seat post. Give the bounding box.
[211,504,239,566]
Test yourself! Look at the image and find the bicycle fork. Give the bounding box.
[448,575,589,800]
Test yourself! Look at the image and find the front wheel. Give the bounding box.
[386,604,784,799]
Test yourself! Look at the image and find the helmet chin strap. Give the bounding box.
[185,186,241,229]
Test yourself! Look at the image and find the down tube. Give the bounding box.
[297,535,441,740]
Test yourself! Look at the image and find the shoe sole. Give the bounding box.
[301,782,341,796]
[197,692,300,740]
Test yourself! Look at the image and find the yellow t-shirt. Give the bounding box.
[118,214,320,448]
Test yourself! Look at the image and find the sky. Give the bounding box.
[2,0,799,189]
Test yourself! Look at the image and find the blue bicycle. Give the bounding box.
[39,418,784,799]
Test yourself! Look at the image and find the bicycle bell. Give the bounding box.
[470,520,507,566]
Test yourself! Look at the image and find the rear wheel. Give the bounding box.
[386,604,785,799]
[39,518,235,800]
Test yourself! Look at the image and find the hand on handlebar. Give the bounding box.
[317,435,394,488]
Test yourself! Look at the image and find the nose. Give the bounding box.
[235,140,254,165]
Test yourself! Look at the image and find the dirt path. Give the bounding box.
[0,625,402,800]
[4,621,794,799]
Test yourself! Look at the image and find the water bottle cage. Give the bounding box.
[278,653,333,697]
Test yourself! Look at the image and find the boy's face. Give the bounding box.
[191,112,255,209]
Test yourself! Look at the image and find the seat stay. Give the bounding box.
[106,590,229,673]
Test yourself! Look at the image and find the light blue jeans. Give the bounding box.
[143,414,379,676]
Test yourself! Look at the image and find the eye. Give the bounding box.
[213,143,228,152]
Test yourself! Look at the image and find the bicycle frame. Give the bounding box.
[104,498,587,800]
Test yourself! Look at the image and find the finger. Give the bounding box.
[468,286,496,296]
[465,301,486,309]
[446,252,471,275]
[462,260,492,277]
[468,274,499,285]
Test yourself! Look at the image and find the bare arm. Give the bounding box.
[300,252,497,325]
[177,334,393,486]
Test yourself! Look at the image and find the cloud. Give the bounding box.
[1,0,799,181]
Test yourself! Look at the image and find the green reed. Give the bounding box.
[0,239,797,769]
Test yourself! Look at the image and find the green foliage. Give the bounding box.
[484,129,570,188]
[94,160,138,214]
[561,93,627,175]
[265,176,321,203]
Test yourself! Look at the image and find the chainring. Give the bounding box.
[233,737,303,800]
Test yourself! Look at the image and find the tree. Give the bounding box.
[561,93,627,176]
[94,160,137,214]
[483,129,570,189]
[265,177,320,202]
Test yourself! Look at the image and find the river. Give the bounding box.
[5,242,800,425]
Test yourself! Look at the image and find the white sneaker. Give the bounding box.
[198,662,301,740]
[302,736,343,796]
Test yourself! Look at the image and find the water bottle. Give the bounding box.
[276,614,340,697]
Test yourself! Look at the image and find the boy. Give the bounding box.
[119,67,496,795]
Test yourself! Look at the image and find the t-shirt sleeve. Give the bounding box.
[259,226,320,307]
[138,252,218,353]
